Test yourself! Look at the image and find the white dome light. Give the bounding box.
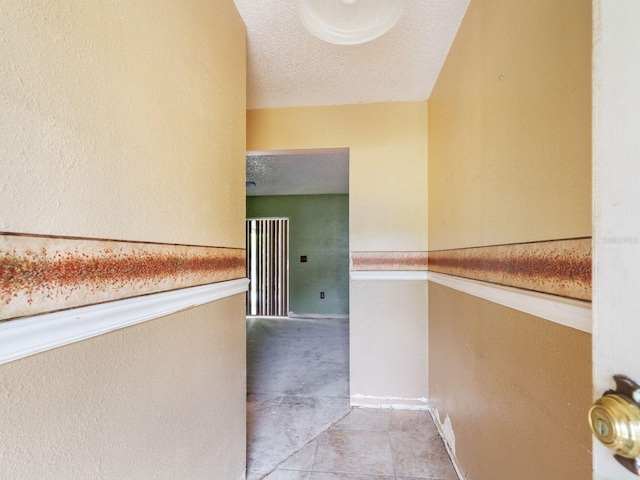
[298,0,407,46]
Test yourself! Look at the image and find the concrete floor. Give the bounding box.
[246,317,457,480]
[247,317,351,479]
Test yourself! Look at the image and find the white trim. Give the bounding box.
[246,147,349,157]
[350,394,430,410]
[427,272,592,333]
[0,278,250,366]
[288,313,350,320]
[350,270,429,281]
[349,269,591,333]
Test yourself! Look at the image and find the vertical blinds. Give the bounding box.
[246,218,289,316]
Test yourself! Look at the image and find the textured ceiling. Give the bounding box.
[233,0,470,109]
[238,0,469,195]
[246,149,349,196]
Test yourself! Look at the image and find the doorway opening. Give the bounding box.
[245,148,350,319]
[245,148,350,478]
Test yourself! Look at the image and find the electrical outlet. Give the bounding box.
[320,292,325,299]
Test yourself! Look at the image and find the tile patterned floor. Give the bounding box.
[246,317,458,480]
[263,408,457,480]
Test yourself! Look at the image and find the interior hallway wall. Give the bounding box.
[427,0,592,478]
[247,194,349,316]
[0,298,246,479]
[0,1,247,478]
[247,103,429,403]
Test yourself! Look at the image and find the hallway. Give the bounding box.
[246,317,457,480]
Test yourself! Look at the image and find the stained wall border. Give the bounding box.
[349,238,593,333]
[1,232,246,322]
[428,237,591,301]
[350,238,591,301]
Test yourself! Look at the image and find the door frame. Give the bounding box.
[592,1,640,478]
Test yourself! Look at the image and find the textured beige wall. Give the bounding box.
[428,0,591,250]
[247,102,428,252]
[248,103,429,401]
[0,0,246,248]
[0,1,247,478]
[430,284,592,480]
[427,0,592,478]
[0,297,247,480]
[350,280,428,401]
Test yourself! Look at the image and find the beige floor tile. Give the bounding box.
[332,408,391,432]
[264,469,311,480]
[396,478,453,480]
[389,430,457,479]
[388,409,439,436]
[311,473,395,479]
[313,429,395,476]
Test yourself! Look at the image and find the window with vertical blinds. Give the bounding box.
[246,218,289,317]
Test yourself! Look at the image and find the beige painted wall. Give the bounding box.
[248,103,428,252]
[248,104,429,401]
[427,0,592,478]
[0,0,246,248]
[430,284,592,480]
[351,280,428,402]
[428,0,591,250]
[0,1,247,478]
[0,297,247,480]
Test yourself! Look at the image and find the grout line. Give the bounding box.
[387,429,398,479]
[259,407,353,479]
[309,436,320,474]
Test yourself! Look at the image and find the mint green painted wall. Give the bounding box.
[246,194,349,316]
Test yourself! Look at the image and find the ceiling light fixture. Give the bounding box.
[298,0,406,46]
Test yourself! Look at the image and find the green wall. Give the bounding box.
[246,194,349,316]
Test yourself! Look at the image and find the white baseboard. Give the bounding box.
[289,313,350,320]
[428,406,466,480]
[350,394,430,410]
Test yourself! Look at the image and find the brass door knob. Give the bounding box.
[590,375,640,476]
[589,393,640,458]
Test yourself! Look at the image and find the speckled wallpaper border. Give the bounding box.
[428,238,591,301]
[0,233,246,322]
[350,238,592,301]
[350,251,429,271]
